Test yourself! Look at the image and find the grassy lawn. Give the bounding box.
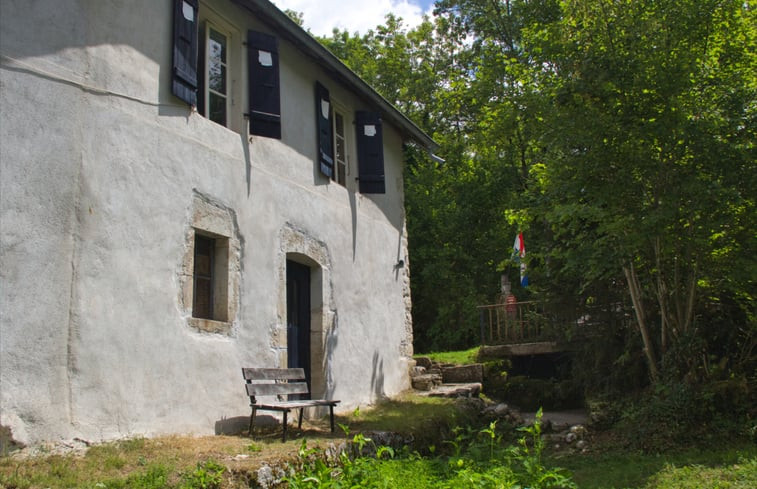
[1,391,754,488]
[415,346,481,365]
[554,445,757,489]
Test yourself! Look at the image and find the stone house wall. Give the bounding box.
[0,0,426,446]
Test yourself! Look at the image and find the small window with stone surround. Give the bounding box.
[180,193,240,335]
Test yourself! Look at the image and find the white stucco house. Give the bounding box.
[0,0,436,447]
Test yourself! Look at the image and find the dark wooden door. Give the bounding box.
[286,260,311,397]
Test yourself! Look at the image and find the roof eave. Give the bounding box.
[231,0,438,151]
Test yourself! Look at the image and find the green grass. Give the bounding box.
[416,346,481,365]
[2,391,754,488]
[647,457,757,489]
[553,444,757,489]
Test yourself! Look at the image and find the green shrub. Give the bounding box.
[615,378,754,452]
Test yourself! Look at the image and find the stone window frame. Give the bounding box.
[179,192,241,335]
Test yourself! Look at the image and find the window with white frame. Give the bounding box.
[203,25,229,126]
[332,107,348,187]
[199,19,235,128]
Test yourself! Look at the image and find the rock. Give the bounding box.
[411,374,442,391]
[428,383,482,399]
[576,440,588,450]
[565,432,577,444]
[415,357,433,369]
[410,366,427,377]
[256,465,286,489]
[493,403,509,416]
[442,364,484,384]
[570,425,586,437]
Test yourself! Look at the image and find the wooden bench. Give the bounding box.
[242,367,340,442]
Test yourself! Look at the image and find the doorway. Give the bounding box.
[286,260,311,398]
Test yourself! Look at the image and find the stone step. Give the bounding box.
[441,363,484,384]
[424,382,482,399]
[411,373,443,391]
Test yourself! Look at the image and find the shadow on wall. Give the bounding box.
[371,351,385,401]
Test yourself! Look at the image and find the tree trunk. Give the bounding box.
[624,262,660,383]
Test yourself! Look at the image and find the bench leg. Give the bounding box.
[248,406,257,438]
[282,410,288,442]
[298,408,304,430]
[329,405,335,433]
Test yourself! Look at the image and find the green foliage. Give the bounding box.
[556,445,757,489]
[119,464,172,489]
[180,460,225,489]
[318,0,756,382]
[519,0,756,383]
[645,457,757,489]
[615,379,754,452]
[286,412,576,489]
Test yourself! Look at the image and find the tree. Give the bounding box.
[521,0,756,381]
[315,1,755,375]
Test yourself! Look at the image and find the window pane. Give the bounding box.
[336,137,345,162]
[195,237,213,276]
[194,278,213,319]
[209,92,226,126]
[208,28,227,96]
[193,234,215,319]
[208,60,226,95]
[335,112,344,136]
[209,28,226,64]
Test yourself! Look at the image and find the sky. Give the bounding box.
[270,0,437,37]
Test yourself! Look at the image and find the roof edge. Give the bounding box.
[231,0,438,151]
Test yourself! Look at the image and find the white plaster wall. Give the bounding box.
[0,0,414,446]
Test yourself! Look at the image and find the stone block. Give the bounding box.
[411,374,442,391]
[410,366,427,378]
[415,356,433,369]
[442,364,484,384]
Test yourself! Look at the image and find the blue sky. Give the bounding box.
[271,0,437,36]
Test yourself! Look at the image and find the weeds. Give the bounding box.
[285,409,577,489]
[181,460,225,489]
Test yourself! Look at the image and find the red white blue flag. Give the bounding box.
[513,233,528,287]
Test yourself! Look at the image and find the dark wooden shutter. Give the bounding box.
[172,0,199,106]
[315,82,334,178]
[247,30,281,139]
[355,111,385,194]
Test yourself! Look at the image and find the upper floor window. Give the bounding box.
[202,25,230,126]
[332,107,348,187]
[172,0,280,137]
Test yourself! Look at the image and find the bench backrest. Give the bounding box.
[242,368,310,400]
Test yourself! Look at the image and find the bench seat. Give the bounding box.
[242,367,340,442]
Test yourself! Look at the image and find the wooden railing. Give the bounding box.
[477,301,553,345]
[477,300,632,346]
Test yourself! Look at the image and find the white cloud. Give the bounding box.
[271,0,434,37]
